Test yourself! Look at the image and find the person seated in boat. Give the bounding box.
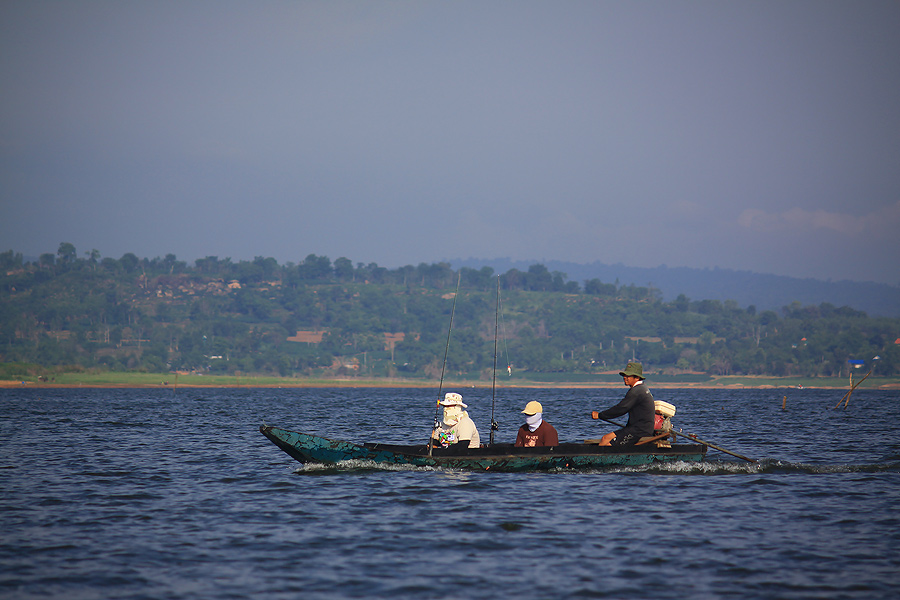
[432,392,480,448]
[591,362,655,446]
[515,401,558,447]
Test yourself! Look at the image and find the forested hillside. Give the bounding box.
[450,258,900,318]
[2,245,898,380]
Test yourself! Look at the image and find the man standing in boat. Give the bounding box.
[592,362,655,446]
[515,401,559,447]
[432,392,481,448]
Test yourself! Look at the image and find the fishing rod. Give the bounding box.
[428,271,462,456]
[594,415,757,463]
[489,275,500,444]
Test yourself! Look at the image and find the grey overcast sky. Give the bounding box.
[2,1,899,285]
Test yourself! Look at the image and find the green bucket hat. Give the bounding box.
[619,361,644,379]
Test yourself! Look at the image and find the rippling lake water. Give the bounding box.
[2,385,898,599]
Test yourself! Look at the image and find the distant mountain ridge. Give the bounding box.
[447,258,900,318]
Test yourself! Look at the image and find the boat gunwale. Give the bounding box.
[363,440,707,458]
[260,425,708,466]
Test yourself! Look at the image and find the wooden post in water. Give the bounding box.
[782,395,786,411]
[834,369,871,409]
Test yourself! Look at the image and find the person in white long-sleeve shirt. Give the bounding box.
[432,392,480,448]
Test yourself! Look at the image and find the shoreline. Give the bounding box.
[2,378,898,390]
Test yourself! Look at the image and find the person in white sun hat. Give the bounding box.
[515,400,558,447]
[432,392,480,448]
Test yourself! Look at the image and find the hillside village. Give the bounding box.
[1,247,898,381]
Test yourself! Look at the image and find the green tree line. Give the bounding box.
[1,244,898,380]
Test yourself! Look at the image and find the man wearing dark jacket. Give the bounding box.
[592,362,655,446]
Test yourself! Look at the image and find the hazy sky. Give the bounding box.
[2,1,899,285]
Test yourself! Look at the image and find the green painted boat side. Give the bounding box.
[260,425,707,471]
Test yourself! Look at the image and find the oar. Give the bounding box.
[671,430,757,463]
[592,414,757,463]
[592,414,624,428]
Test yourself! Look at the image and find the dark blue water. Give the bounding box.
[2,386,898,599]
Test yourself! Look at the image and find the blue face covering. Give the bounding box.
[525,413,542,432]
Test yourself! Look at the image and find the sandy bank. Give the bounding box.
[2,379,897,390]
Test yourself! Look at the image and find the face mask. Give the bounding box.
[525,413,542,432]
[443,406,462,426]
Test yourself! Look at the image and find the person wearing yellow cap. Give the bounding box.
[591,361,655,446]
[514,400,559,447]
[432,392,480,448]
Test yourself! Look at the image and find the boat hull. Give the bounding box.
[260,426,707,471]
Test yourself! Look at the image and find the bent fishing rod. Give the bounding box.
[428,271,462,456]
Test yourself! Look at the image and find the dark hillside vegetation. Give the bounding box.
[2,245,898,380]
[452,258,900,318]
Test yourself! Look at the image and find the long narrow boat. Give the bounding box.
[260,425,707,471]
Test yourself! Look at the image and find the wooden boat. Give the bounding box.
[259,425,707,471]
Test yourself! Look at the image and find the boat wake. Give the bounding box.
[754,458,900,475]
[293,459,429,475]
[580,458,900,475]
[291,457,900,476]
